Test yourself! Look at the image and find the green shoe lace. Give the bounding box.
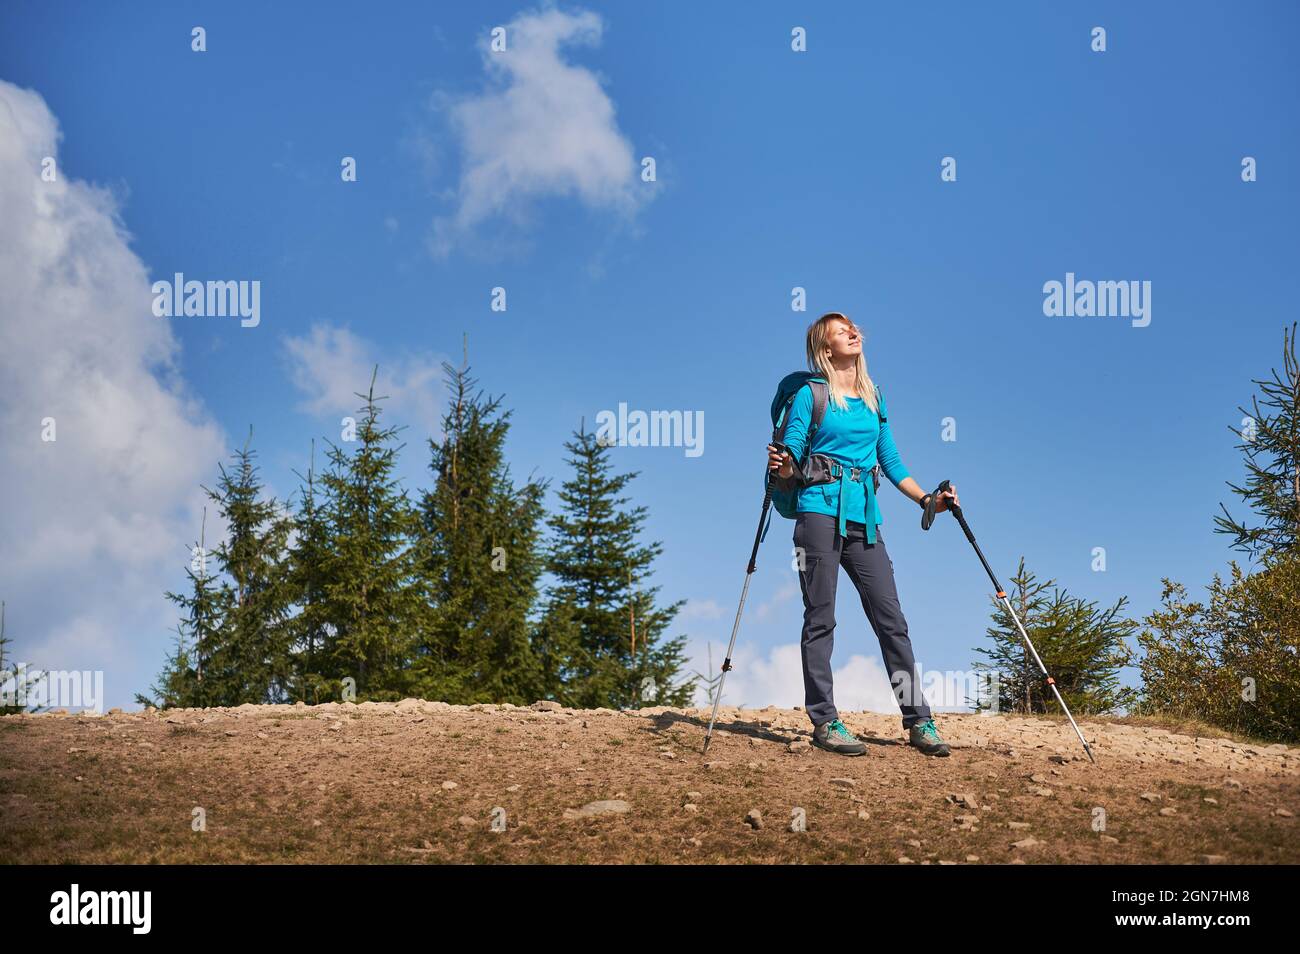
[827,719,855,741]
[918,719,942,741]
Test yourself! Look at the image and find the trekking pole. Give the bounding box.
[925,480,1096,764]
[702,447,783,755]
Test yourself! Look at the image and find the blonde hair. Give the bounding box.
[806,312,879,414]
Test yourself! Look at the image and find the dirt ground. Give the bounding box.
[1,701,1296,864]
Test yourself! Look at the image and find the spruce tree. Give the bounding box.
[144,509,225,708]
[1216,321,1300,559]
[203,433,295,704]
[973,558,1136,715]
[1140,324,1300,740]
[287,440,335,704]
[1,601,45,714]
[542,423,693,709]
[312,370,425,701]
[415,355,547,704]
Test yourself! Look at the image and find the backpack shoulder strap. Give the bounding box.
[807,379,828,440]
[773,375,829,459]
[874,385,886,423]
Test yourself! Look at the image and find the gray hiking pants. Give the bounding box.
[794,511,932,730]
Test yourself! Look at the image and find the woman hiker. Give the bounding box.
[767,312,957,757]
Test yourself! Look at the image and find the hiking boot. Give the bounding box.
[908,718,950,757]
[812,718,866,756]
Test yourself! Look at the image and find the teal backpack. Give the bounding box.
[766,372,884,526]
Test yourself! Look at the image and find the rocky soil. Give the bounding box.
[1,701,1295,864]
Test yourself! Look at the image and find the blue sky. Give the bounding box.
[2,1,1297,713]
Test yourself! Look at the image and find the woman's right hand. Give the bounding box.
[767,444,794,478]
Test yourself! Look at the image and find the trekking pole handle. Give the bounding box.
[746,451,780,574]
[767,440,790,475]
[935,480,978,543]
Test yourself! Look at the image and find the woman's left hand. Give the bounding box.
[933,484,959,513]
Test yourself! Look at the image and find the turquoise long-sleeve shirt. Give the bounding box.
[782,385,910,542]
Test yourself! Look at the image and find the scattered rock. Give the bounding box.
[1008,821,1031,830]
[948,793,979,809]
[1100,835,1119,844]
[788,740,811,754]
[745,809,763,830]
[441,781,458,791]
[1140,792,1162,803]
[457,815,477,828]
[531,701,563,712]
[1201,854,1227,865]
[830,778,857,789]
[1274,808,1294,818]
[563,800,631,820]
[1158,807,1178,817]
[897,856,914,864]
[1011,837,1042,849]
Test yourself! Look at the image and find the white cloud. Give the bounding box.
[0,80,228,705]
[429,5,653,257]
[753,576,800,621]
[686,638,902,716]
[282,324,447,437]
[679,598,725,622]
